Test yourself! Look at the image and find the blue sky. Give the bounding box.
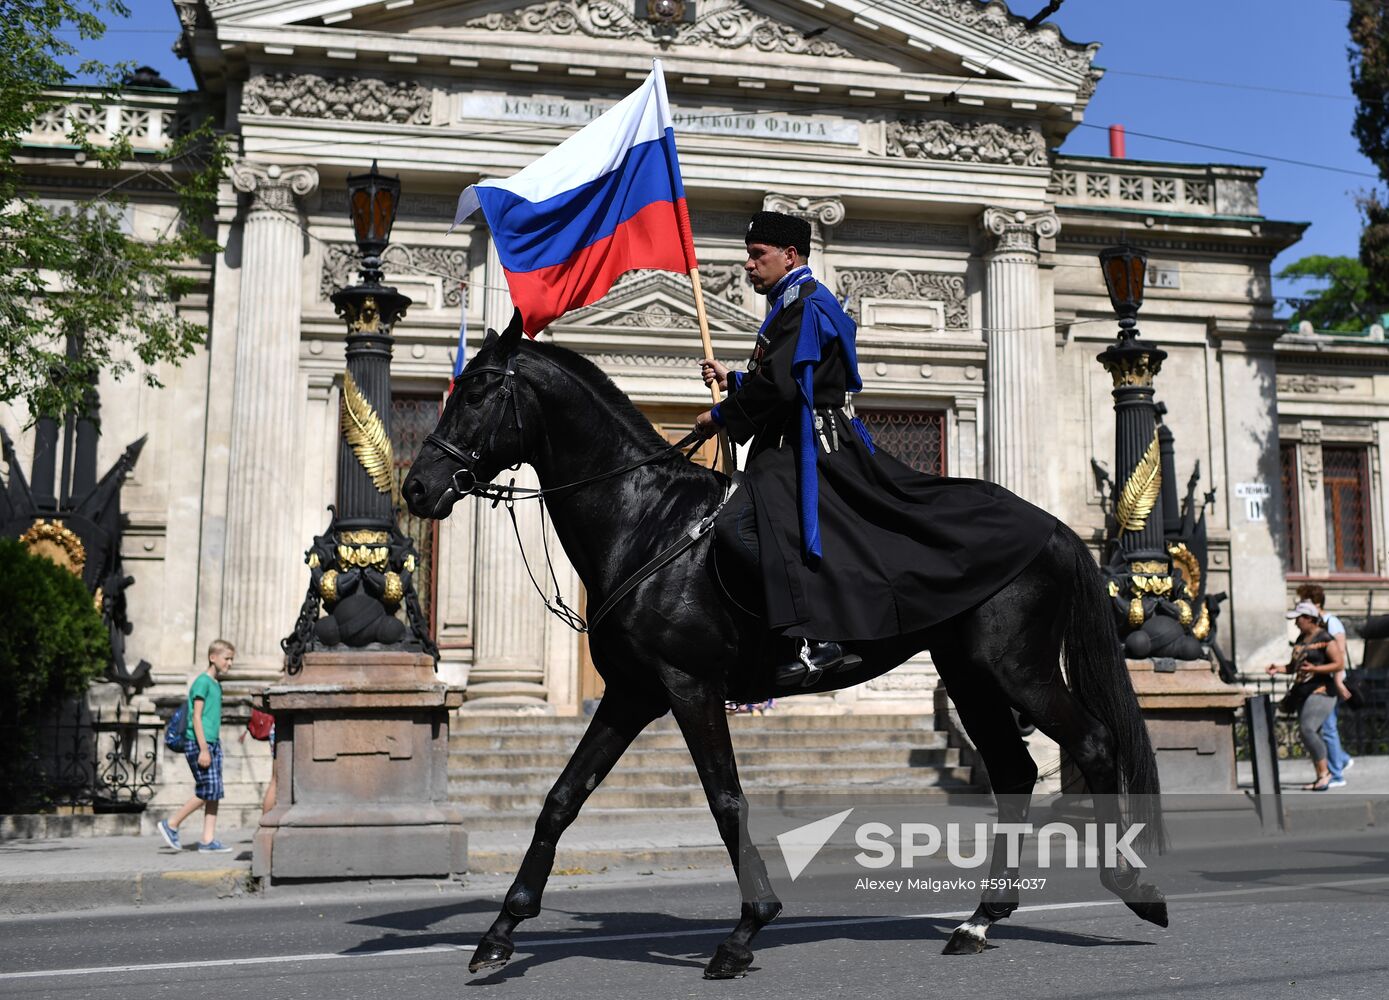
[63,0,1380,314]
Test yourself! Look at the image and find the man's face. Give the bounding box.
[209,649,234,677]
[744,241,800,294]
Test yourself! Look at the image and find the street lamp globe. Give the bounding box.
[1098,243,1148,334]
[346,160,401,275]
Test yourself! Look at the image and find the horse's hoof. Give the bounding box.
[703,942,753,979]
[942,926,988,955]
[468,937,514,974]
[1125,889,1169,928]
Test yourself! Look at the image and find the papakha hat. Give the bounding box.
[746,211,812,257]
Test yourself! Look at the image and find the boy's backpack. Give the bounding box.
[164,702,188,752]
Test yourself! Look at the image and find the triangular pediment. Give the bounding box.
[561,267,760,333]
[213,0,1097,90]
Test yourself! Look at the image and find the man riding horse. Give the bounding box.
[696,211,1058,687]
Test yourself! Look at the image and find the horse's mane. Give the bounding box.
[522,339,685,454]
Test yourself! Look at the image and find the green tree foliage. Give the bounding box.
[0,0,228,420]
[1350,0,1389,311]
[0,538,110,807]
[1278,255,1374,333]
[0,539,108,716]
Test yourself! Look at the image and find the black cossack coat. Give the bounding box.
[715,280,1058,642]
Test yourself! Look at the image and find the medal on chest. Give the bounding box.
[747,332,771,372]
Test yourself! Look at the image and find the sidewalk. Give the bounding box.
[3,757,1387,916]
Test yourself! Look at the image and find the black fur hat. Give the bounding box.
[745,211,811,257]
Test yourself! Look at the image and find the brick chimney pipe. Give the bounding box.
[1109,124,1126,159]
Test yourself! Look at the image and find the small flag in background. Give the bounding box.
[449,283,467,394]
[452,60,696,335]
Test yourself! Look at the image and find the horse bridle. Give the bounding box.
[423,351,526,506]
[419,349,725,632]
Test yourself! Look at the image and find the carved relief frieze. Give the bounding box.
[610,301,697,330]
[462,0,853,57]
[885,118,1047,166]
[918,0,1098,75]
[1277,373,1357,395]
[607,262,750,313]
[242,73,435,125]
[320,242,468,305]
[837,269,968,329]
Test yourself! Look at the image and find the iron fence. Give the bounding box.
[0,701,162,813]
[1232,671,1389,761]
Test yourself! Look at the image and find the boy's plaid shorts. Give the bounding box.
[184,741,224,801]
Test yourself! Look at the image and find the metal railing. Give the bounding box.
[1232,671,1389,760]
[0,702,162,813]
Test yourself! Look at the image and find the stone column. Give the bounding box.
[980,207,1060,506]
[1298,422,1329,576]
[221,162,319,670]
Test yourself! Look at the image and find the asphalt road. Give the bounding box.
[2,832,1387,1000]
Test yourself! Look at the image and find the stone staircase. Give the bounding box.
[450,712,975,871]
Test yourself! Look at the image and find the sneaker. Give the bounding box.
[197,840,232,853]
[1328,779,1348,789]
[1344,758,1355,772]
[156,819,180,851]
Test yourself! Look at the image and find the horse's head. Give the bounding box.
[403,309,531,519]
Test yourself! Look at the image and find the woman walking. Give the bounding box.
[1267,601,1346,791]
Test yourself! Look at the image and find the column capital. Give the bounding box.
[761,192,845,247]
[981,207,1060,256]
[231,161,319,213]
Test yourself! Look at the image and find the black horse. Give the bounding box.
[402,319,1168,980]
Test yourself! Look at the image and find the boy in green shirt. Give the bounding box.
[156,639,235,852]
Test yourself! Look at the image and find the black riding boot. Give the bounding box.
[775,639,862,688]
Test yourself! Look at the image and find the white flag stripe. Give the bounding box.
[452,60,673,229]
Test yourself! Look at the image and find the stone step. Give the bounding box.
[448,743,955,771]
[454,712,939,735]
[450,727,950,753]
[457,760,963,791]
[451,770,974,813]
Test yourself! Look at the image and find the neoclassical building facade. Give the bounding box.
[10,0,1382,718]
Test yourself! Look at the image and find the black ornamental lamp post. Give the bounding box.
[283,162,436,668]
[1095,244,1182,654]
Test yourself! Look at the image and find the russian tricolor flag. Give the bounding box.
[452,61,696,335]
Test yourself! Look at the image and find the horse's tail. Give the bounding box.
[1058,527,1167,855]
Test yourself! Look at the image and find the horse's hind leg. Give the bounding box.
[664,681,782,980]
[930,651,1040,956]
[468,689,666,974]
[990,659,1169,928]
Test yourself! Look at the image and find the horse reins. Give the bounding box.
[423,350,736,633]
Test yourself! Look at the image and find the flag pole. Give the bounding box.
[688,265,735,473]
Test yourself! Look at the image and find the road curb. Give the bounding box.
[0,868,253,916]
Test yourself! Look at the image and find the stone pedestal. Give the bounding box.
[253,651,465,881]
[1127,656,1246,792]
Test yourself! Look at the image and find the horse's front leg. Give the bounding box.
[468,689,666,974]
[665,681,782,980]
[944,786,1034,955]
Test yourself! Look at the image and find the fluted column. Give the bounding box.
[981,207,1059,505]
[222,162,318,668]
